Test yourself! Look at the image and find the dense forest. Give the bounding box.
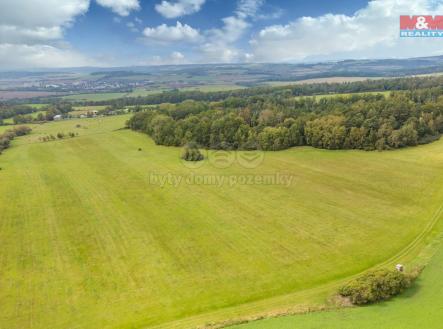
[127,84,443,151]
[4,75,443,152]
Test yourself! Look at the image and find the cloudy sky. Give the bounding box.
[2,0,443,69]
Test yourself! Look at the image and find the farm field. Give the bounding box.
[0,91,57,100]
[1,116,443,328]
[61,85,246,102]
[62,92,129,101]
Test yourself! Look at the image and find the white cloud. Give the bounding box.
[0,0,93,69]
[200,44,241,63]
[95,0,140,16]
[0,0,89,44]
[142,1,263,63]
[0,0,144,68]
[0,26,63,44]
[155,0,206,19]
[211,16,250,44]
[144,51,189,65]
[251,0,443,62]
[143,22,202,43]
[0,0,90,29]
[0,44,95,70]
[171,51,185,60]
[236,0,264,19]
[199,0,263,63]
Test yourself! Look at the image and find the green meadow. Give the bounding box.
[232,235,443,329]
[70,105,108,116]
[23,104,49,109]
[293,90,392,101]
[62,92,129,101]
[1,116,443,328]
[61,85,245,102]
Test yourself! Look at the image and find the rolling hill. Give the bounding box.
[1,115,443,328]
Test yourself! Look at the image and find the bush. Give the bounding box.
[181,143,204,162]
[13,126,32,136]
[339,268,418,305]
[0,125,32,154]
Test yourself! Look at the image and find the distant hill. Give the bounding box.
[3,55,443,100]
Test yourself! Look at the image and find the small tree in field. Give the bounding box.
[181,142,204,162]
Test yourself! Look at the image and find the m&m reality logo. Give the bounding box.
[400,15,443,37]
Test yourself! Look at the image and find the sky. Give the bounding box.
[1,0,443,69]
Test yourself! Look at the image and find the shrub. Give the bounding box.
[0,136,11,152]
[0,125,32,154]
[181,143,204,162]
[13,126,32,136]
[339,268,418,305]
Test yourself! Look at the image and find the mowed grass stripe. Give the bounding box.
[1,116,443,328]
[232,232,443,329]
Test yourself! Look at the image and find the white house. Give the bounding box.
[53,115,63,121]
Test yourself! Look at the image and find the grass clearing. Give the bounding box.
[1,116,443,328]
[61,85,246,102]
[293,90,392,101]
[62,92,129,101]
[180,84,246,92]
[23,104,49,109]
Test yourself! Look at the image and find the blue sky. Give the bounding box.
[66,0,369,65]
[1,0,443,69]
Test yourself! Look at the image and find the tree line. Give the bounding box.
[127,87,443,151]
[80,75,443,108]
[0,103,73,125]
[0,126,32,155]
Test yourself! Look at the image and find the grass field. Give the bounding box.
[1,116,443,328]
[62,92,129,101]
[61,85,245,102]
[294,90,392,101]
[180,84,246,92]
[70,106,108,116]
[232,234,443,329]
[263,77,385,87]
[24,104,49,109]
